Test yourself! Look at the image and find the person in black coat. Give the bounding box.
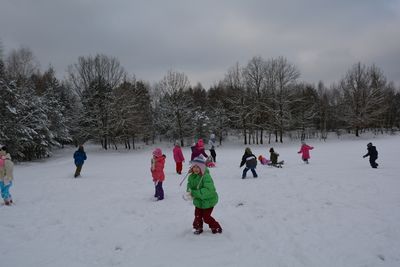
[240,147,258,179]
[363,142,378,168]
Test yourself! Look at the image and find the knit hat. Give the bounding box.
[153,148,163,157]
[191,155,206,175]
[367,142,372,147]
[197,139,204,148]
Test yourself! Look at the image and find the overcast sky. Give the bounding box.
[1,0,400,88]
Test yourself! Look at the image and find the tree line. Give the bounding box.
[0,46,399,161]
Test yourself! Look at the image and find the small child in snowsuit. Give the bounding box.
[73,145,87,177]
[258,155,270,165]
[269,148,284,168]
[298,141,314,164]
[151,148,166,200]
[173,142,185,174]
[186,156,222,235]
[240,147,258,178]
[191,139,208,162]
[363,142,378,168]
[0,146,14,206]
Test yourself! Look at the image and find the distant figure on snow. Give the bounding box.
[208,133,217,163]
[240,147,258,179]
[258,155,270,165]
[151,148,166,201]
[0,146,14,206]
[298,141,314,164]
[173,141,185,175]
[73,145,87,178]
[363,142,378,168]
[269,148,284,168]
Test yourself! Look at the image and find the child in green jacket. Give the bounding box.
[186,156,222,235]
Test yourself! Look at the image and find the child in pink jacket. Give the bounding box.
[151,148,166,200]
[298,142,314,164]
[173,142,185,174]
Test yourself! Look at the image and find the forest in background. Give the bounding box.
[1,45,399,161]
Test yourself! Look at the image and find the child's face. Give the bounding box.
[191,165,201,174]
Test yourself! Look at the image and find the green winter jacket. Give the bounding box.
[186,169,218,209]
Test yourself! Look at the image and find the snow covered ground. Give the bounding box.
[1,134,400,267]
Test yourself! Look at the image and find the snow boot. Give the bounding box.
[212,228,223,234]
[193,229,203,235]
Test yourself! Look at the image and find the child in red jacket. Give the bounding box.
[298,141,314,164]
[151,148,166,201]
[173,142,185,174]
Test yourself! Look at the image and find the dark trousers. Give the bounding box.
[193,207,221,230]
[154,182,164,200]
[369,157,378,168]
[74,164,83,177]
[176,162,183,174]
[242,167,258,178]
[210,149,216,162]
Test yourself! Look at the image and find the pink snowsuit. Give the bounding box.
[151,155,166,182]
[298,144,314,160]
[173,145,185,163]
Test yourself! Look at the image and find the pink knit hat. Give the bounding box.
[153,148,162,157]
[197,139,204,148]
[191,156,206,175]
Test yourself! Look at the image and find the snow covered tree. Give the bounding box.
[155,70,194,146]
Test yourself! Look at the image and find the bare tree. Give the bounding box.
[340,62,387,136]
[5,46,39,86]
[266,56,300,142]
[67,54,126,98]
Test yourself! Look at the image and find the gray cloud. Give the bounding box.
[1,0,399,88]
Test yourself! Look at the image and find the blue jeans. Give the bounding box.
[0,181,12,200]
[242,168,258,178]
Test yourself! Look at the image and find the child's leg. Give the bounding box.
[155,182,164,200]
[250,168,258,177]
[193,207,204,230]
[210,149,216,162]
[242,167,249,178]
[0,181,12,203]
[202,207,222,233]
[176,162,183,174]
[74,164,82,177]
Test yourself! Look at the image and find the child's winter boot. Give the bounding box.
[193,228,203,235]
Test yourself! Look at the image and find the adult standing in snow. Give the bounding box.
[298,141,314,164]
[73,145,87,178]
[173,141,185,174]
[186,156,222,234]
[151,148,166,201]
[363,142,378,168]
[208,133,217,163]
[190,139,208,162]
[0,146,14,206]
[240,147,258,178]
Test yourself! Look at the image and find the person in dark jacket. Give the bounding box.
[73,145,87,177]
[239,147,258,179]
[269,148,284,168]
[363,142,378,168]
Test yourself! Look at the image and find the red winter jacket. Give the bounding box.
[298,144,314,160]
[173,145,185,163]
[151,155,166,182]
